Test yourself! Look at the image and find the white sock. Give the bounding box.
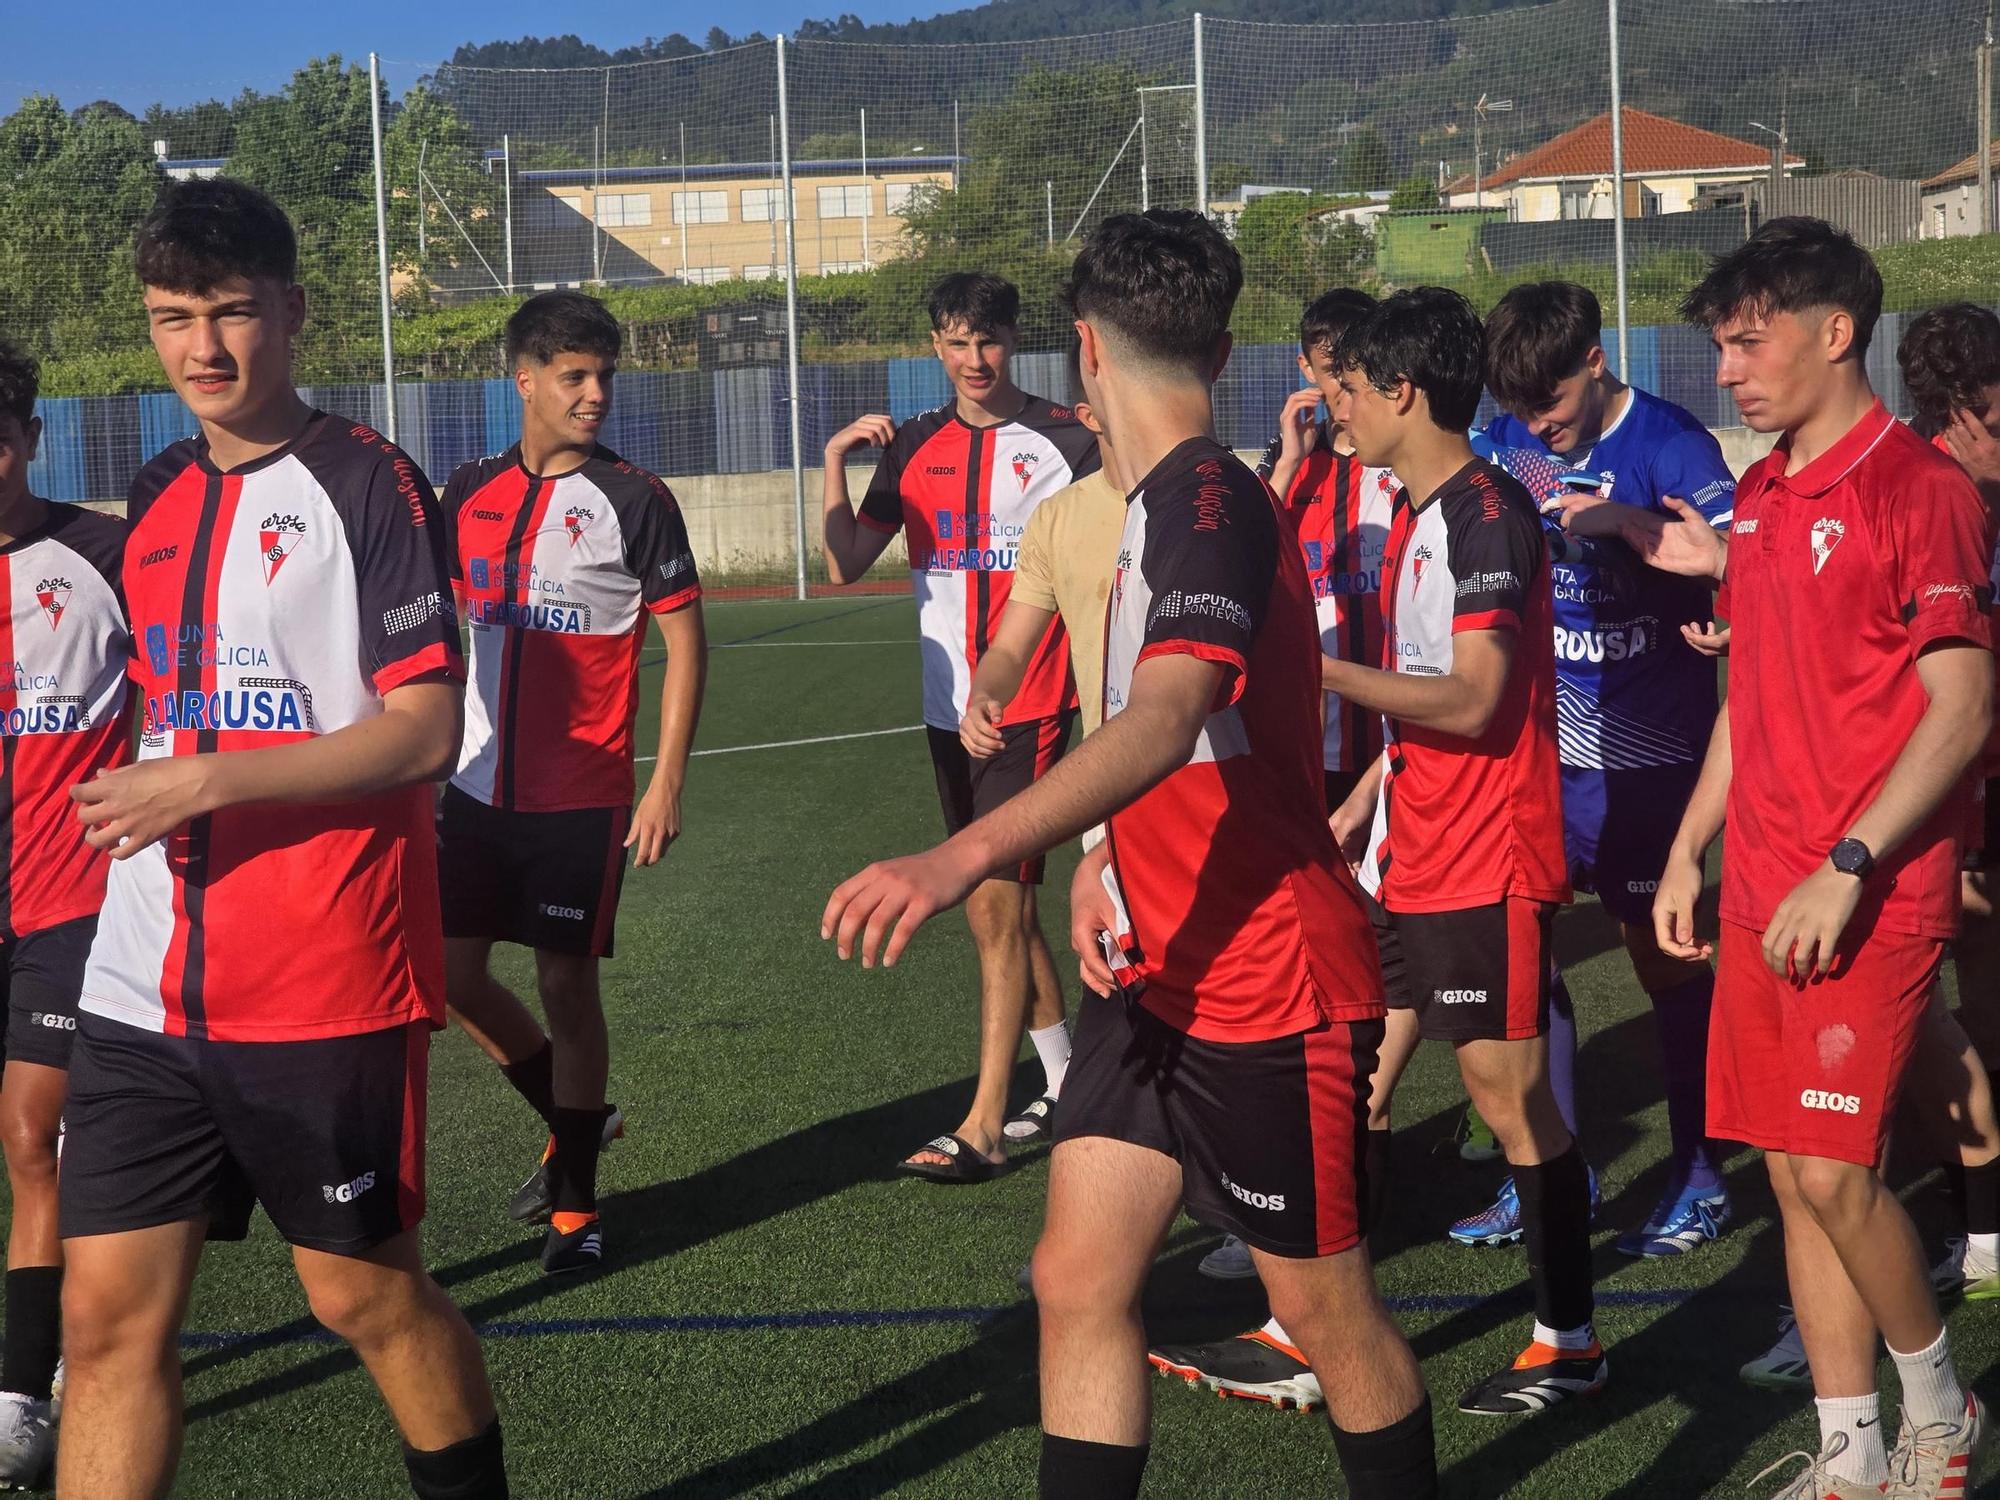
[1890,1326,1969,1432]
[1968,1231,2000,1272]
[1029,1022,1071,1097]
[1815,1393,1888,1485]
[1531,1320,1595,1352]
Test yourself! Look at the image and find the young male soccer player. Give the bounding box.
[0,343,129,1487]
[1319,287,1605,1416]
[53,178,507,1499]
[1454,280,1738,1260]
[1641,218,1991,1496]
[826,210,1437,1499]
[823,273,1098,1179]
[438,291,706,1274]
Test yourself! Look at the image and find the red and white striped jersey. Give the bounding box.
[443,446,701,813]
[857,397,1097,730]
[0,504,129,939]
[81,413,463,1042]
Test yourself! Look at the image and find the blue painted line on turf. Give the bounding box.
[177,1288,1711,1351]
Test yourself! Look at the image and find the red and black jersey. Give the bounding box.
[857,396,1098,730]
[0,503,130,940]
[1360,460,1568,914]
[1096,437,1384,1044]
[443,445,701,813]
[81,412,463,1043]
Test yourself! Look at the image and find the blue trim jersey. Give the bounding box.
[1481,388,1735,770]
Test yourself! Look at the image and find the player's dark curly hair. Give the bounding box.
[1898,303,2000,439]
[1299,287,1376,363]
[1337,286,1487,434]
[505,290,622,371]
[1683,216,1881,358]
[1065,209,1243,377]
[0,341,36,431]
[1485,280,1602,411]
[927,272,1018,337]
[135,177,297,293]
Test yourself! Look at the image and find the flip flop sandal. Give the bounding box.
[896,1133,1000,1184]
[1003,1095,1057,1143]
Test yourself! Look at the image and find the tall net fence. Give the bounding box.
[4,3,1997,592]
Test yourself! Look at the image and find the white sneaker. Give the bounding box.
[0,1391,54,1490]
[1197,1235,1258,1281]
[1740,1305,1813,1390]
[1932,1236,2000,1300]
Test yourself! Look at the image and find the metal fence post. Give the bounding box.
[1192,14,1209,217]
[368,53,397,442]
[1607,0,1630,373]
[778,35,809,602]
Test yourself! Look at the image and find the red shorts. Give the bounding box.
[1709,919,1941,1167]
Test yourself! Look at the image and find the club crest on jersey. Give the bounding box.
[1810,517,1845,576]
[259,513,306,585]
[34,577,70,630]
[563,505,595,546]
[1411,543,1435,591]
[1010,451,1039,492]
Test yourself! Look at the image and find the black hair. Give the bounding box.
[1065,209,1243,376]
[1683,215,1882,358]
[1299,287,1376,362]
[134,177,297,293]
[1898,304,2000,438]
[1484,280,1602,410]
[1337,286,1486,433]
[927,272,1019,337]
[505,290,622,371]
[0,342,36,432]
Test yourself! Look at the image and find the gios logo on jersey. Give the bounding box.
[1800,1088,1862,1115]
[1553,615,1661,664]
[323,1170,378,1204]
[34,577,71,630]
[1219,1172,1286,1213]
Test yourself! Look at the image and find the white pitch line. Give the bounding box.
[638,724,925,763]
[711,639,912,649]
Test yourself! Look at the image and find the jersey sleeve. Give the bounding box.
[856,427,914,535]
[1254,432,1283,481]
[438,464,474,591]
[347,453,464,695]
[1011,496,1060,613]
[1447,477,1542,635]
[1650,430,1737,530]
[1888,467,1994,657]
[623,479,703,614]
[1135,468,1276,710]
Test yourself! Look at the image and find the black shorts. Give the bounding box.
[59,1014,429,1255]
[1053,994,1382,1258]
[927,712,1075,885]
[438,784,630,957]
[1965,778,2000,873]
[2,915,95,1071]
[1372,894,1553,1042]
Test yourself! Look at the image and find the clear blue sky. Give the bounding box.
[1,0,945,114]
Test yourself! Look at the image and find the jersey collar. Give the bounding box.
[194,409,325,479]
[1766,400,1897,498]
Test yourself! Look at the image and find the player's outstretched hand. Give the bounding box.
[1552,490,1621,538]
[960,695,1006,759]
[1945,407,2000,492]
[71,758,218,858]
[1616,496,1727,581]
[823,845,981,968]
[825,414,896,463]
[1651,851,1712,963]
[627,780,682,867]
[1682,620,1730,657]
[1070,844,1118,997]
[1762,864,1863,982]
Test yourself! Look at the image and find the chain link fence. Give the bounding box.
[4,0,1995,593]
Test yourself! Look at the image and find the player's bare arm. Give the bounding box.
[1654,703,1731,963]
[823,652,1224,968]
[71,679,461,858]
[822,414,899,584]
[1264,387,1324,501]
[629,604,708,868]
[1764,642,1992,979]
[1615,496,1728,583]
[1320,628,1516,740]
[960,599,1055,758]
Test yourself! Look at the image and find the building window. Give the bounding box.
[742,264,776,281]
[682,266,730,286]
[597,192,653,228]
[818,260,866,275]
[816,184,870,219]
[671,190,727,226]
[740,187,794,222]
[885,182,921,215]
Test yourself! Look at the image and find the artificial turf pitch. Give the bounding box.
[50,596,2000,1497]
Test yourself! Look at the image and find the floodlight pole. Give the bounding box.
[1192,14,1209,216]
[1981,4,1995,236]
[1608,0,1630,371]
[368,53,396,442]
[778,35,808,602]
[860,107,871,268]
[502,133,515,293]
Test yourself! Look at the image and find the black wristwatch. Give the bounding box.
[1829,837,1875,880]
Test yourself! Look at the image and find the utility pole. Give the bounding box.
[1981,3,1994,235]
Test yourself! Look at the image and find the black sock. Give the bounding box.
[1038,1434,1147,1499]
[1329,1395,1437,1500]
[404,1419,506,1500]
[1944,1159,1971,1230]
[499,1043,557,1129]
[0,1267,60,1401]
[1364,1126,1393,1243]
[1966,1160,2000,1237]
[549,1105,606,1218]
[1515,1145,1595,1333]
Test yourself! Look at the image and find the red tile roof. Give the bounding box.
[1924,141,2000,190]
[1480,107,1802,189]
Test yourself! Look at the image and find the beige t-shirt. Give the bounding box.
[1010,467,1127,735]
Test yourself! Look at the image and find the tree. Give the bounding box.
[141,99,236,159]
[1232,192,1373,305]
[1338,126,1393,193]
[1388,173,1438,211]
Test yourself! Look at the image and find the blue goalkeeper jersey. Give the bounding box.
[1481,388,1735,770]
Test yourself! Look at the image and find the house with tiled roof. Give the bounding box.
[1444,107,1802,222]
[1919,141,2000,238]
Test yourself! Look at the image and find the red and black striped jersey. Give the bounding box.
[857,396,1098,730]
[81,413,463,1043]
[0,503,129,940]
[442,445,702,813]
